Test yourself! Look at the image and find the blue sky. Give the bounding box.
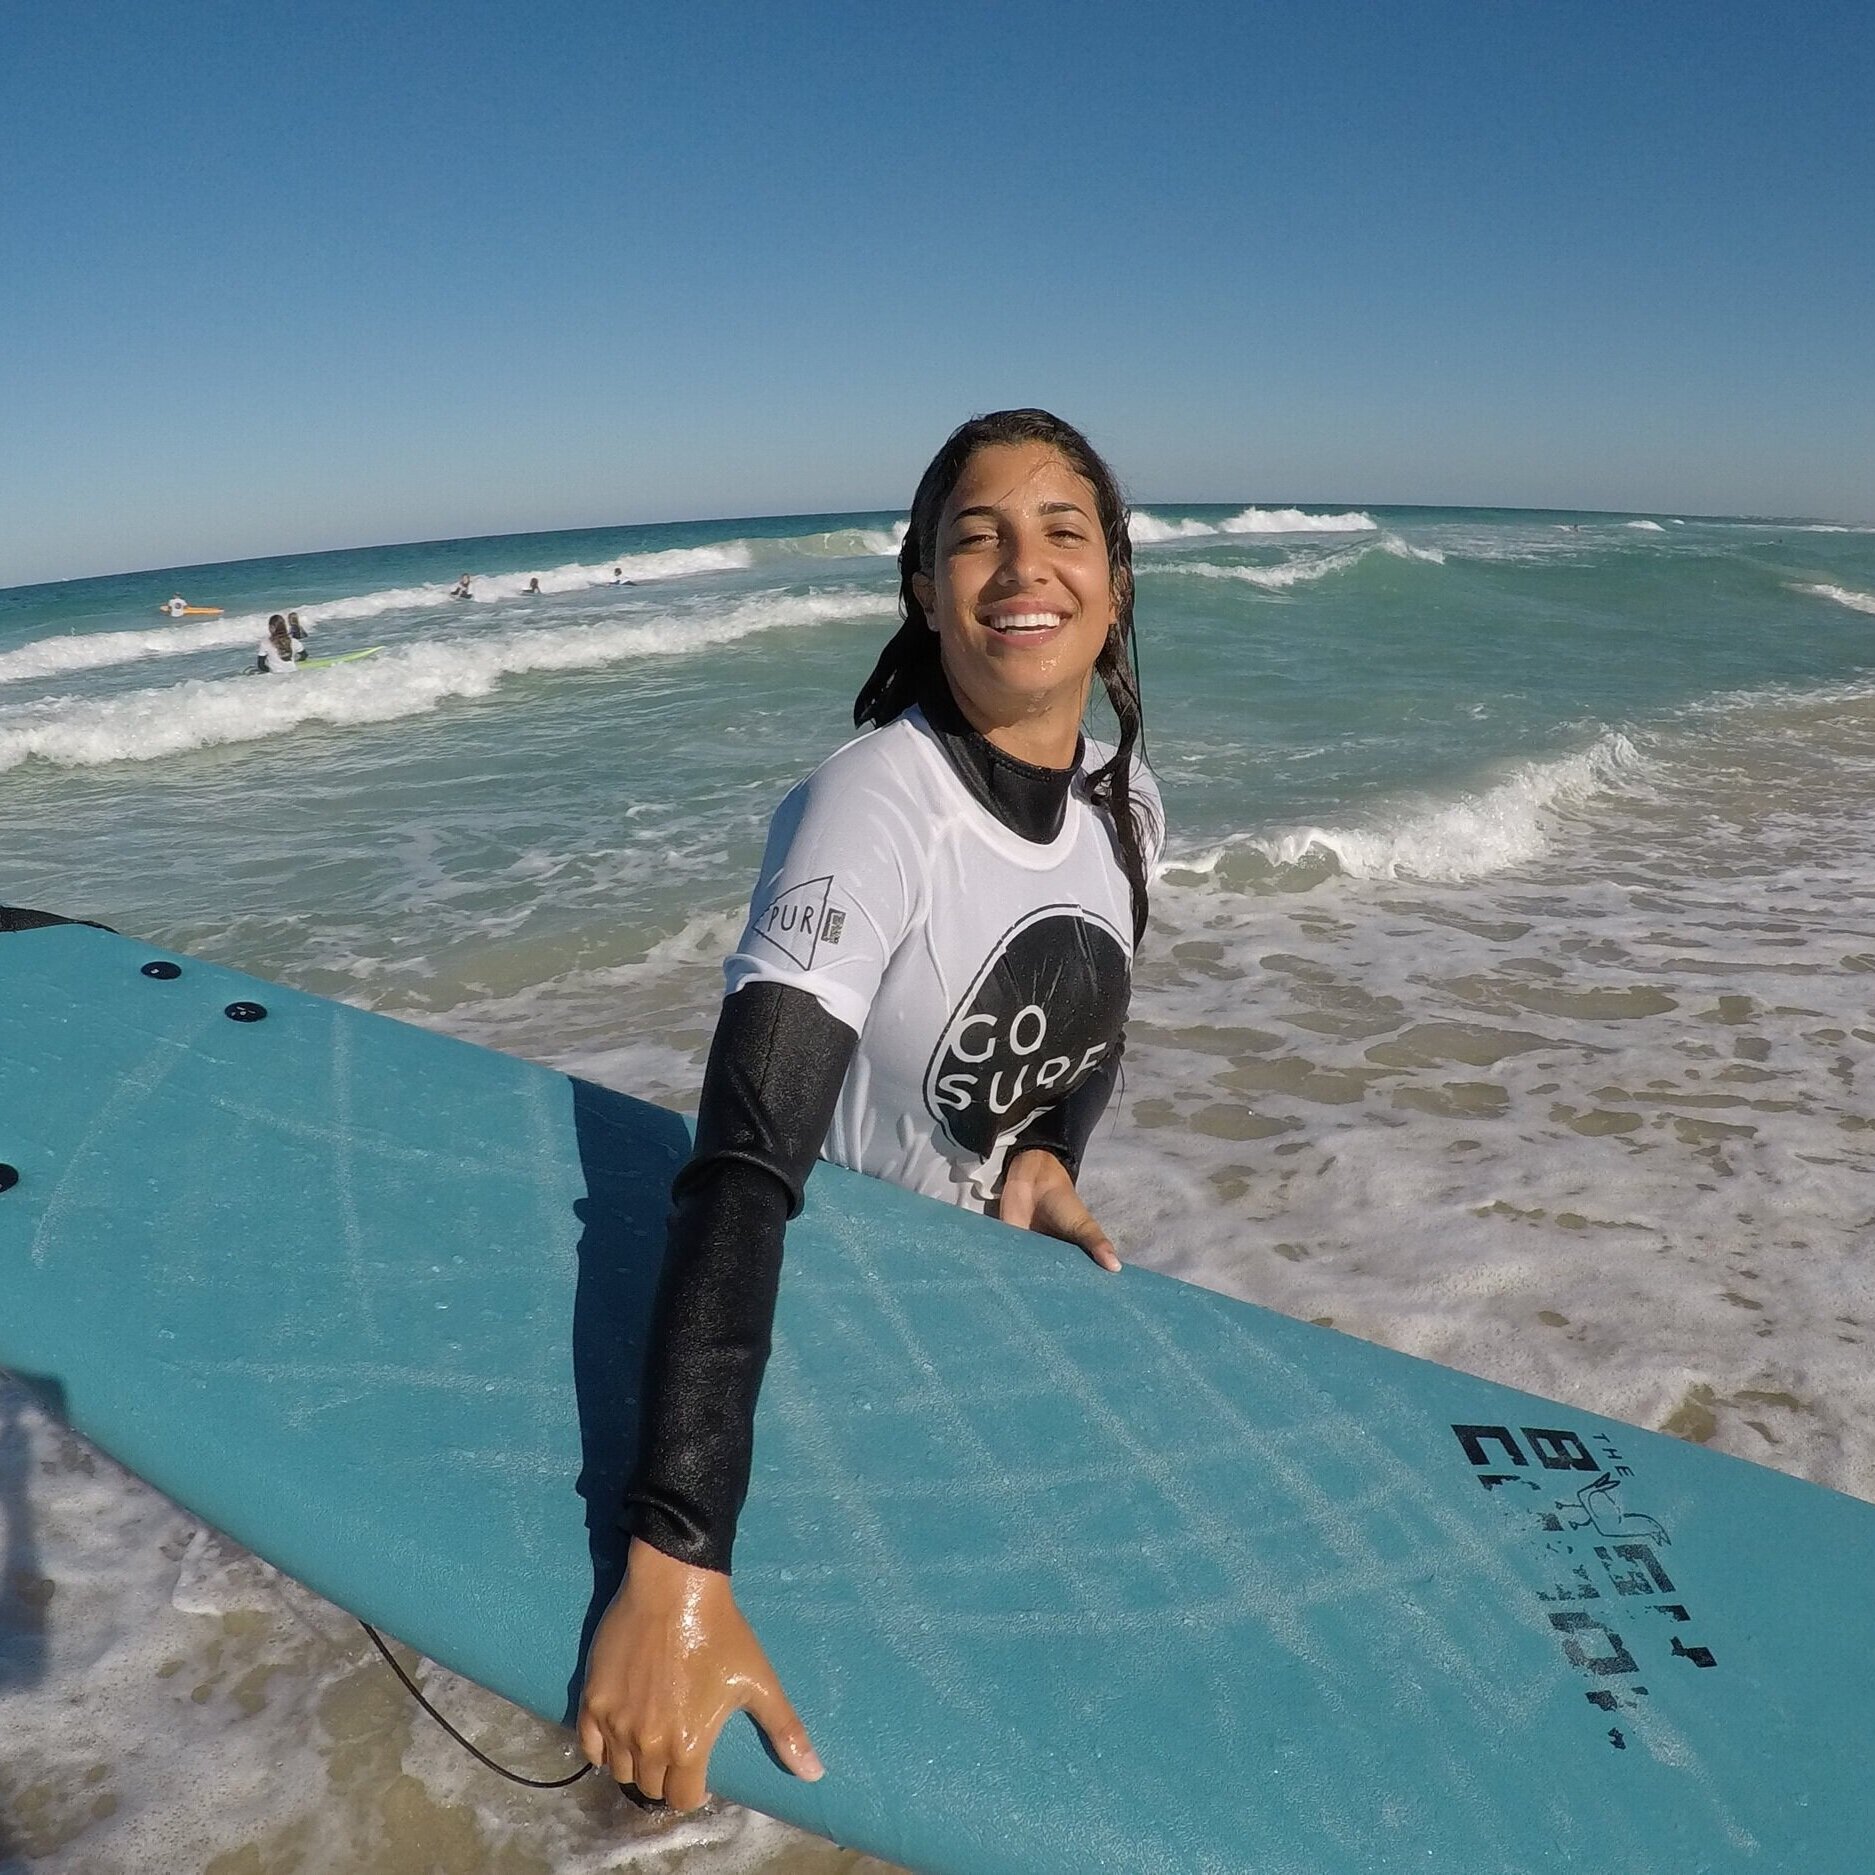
[3,0,1870,586]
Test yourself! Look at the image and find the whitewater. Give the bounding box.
[3,498,1875,1874]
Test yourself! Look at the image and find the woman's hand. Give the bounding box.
[997,1148,1122,1272]
[577,1536,824,1812]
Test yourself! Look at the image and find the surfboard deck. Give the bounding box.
[2,919,1872,1873]
[299,646,383,669]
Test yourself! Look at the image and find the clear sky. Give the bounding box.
[3,0,1870,587]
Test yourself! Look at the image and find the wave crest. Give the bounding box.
[0,526,910,687]
[1129,506,1377,544]
[0,589,889,776]
[1160,732,1651,891]
[1146,534,1444,591]
[1795,582,1875,616]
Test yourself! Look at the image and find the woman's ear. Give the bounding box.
[911,571,937,627]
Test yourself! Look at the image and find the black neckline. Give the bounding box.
[918,678,1081,845]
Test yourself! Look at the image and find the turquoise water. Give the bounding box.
[5,500,1875,1873]
[4,503,1874,975]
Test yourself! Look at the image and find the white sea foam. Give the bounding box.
[0,589,888,775]
[1218,505,1378,535]
[1795,582,1875,616]
[0,529,911,687]
[1128,506,1377,544]
[1624,520,1667,531]
[1164,731,1653,887]
[1149,534,1443,593]
[1127,512,1218,543]
[754,521,908,559]
[0,545,754,685]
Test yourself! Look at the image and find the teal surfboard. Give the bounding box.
[2,917,1872,1872]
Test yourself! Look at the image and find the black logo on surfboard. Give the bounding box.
[1452,1420,1717,1751]
[922,905,1130,1158]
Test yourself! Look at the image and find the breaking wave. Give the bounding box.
[1795,582,1875,616]
[1145,535,1444,591]
[1129,506,1377,544]
[1160,731,1653,890]
[0,589,888,775]
[0,527,906,686]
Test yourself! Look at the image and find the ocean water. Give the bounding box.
[3,501,1874,1870]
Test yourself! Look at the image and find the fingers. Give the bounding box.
[663,1756,711,1813]
[1002,1150,1124,1271]
[748,1678,826,1782]
[1057,1198,1122,1272]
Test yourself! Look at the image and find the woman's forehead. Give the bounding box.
[944,442,1097,517]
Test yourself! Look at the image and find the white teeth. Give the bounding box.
[984,612,1064,634]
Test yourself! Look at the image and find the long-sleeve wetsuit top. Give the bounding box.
[625,683,1164,1572]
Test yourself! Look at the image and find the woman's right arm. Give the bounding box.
[578,979,857,1807]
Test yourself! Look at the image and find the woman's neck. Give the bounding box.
[918,675,1082,846]
[937,659,1090,769]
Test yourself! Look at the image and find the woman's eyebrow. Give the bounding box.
[949,499,1091,525]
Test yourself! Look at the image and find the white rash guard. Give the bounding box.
[722,703,1163,1210]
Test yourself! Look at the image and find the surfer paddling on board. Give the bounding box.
[578,410,1161,1809]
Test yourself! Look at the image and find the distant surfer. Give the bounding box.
[527,576,542,594]
[611,565,623,583]
[577,410,1160,1810]
[164,595,188,617]
[450,575,473,599]
[254,614,302,673]
[287,611,307,645]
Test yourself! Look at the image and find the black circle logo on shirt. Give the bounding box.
[922,905,1130,1159]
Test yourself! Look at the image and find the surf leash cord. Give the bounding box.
[358,1621,594,1789]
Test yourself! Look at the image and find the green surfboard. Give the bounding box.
[298,646,383,669]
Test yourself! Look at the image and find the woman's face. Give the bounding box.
[912,440,1115,737]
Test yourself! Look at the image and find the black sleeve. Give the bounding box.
[624,979,856,1573]
[1007,1030,1124,1183]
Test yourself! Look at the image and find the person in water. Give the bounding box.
[255,614,301,673]
[165,595,189,617]
[576,409,1161,1809]
[287,611,307,644]
[451,575,473,599]
[527,576,542,594]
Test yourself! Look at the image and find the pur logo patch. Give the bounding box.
[750,875,834,971]
[923,905,1130,1158]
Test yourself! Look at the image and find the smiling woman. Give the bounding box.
[574,409,1162,1810]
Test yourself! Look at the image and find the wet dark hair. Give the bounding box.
[854,408,1150,943]
[267,613,291,649]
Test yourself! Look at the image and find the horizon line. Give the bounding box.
[3,499,1853,598]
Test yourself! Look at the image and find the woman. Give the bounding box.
[577,410,1161,1810]
[255,614,300,673]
